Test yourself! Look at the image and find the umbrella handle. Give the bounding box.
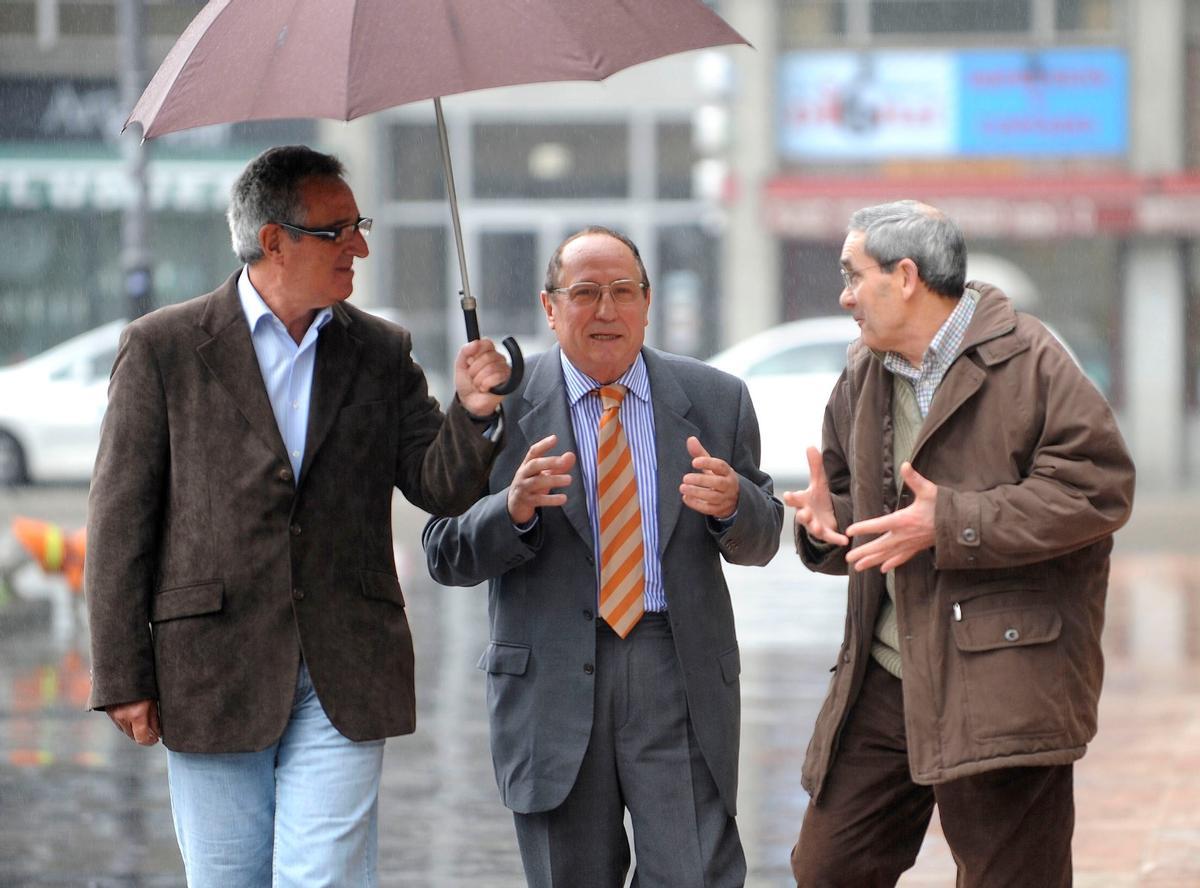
[462,294,524,396]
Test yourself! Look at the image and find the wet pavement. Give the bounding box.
[0,485,1197,887]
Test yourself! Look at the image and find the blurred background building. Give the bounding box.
[0,0,1197,489]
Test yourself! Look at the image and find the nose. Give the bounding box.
[348,229,369,259]
[593,290,618,319]
[839,286,854,310]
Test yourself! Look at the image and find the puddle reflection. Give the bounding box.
[1,489,1197,885]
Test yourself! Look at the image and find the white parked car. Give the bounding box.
[707,315,860,489]
[0,320,125,485]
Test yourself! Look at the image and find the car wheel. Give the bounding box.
[0,431,28,486]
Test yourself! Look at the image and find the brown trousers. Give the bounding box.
[791,659,1074,888]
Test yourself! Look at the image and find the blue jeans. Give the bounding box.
[166,661,385,887]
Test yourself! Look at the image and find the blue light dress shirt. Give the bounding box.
[237,267,332,482]
[560,351,667,613]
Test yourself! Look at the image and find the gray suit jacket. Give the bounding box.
[423,346,783,815]
[86,273,500,752]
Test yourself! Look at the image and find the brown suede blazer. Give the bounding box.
[85,273,500,752]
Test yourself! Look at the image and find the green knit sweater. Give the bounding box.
[870,375,923,678]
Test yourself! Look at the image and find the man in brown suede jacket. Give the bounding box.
[85,145,509,886]
[786,200,1134,888]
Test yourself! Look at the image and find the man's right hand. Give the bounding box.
[507,434,576,525]
[782,446,849,547]
[106,698,161,746]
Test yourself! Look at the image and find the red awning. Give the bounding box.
[762,173,1200,239]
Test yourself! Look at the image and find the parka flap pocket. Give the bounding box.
[477,641,531,676]
[359,570,405,607]
[151,581,223,622]
[952,606,1062,652]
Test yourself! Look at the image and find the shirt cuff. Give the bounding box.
[512,512,539,534]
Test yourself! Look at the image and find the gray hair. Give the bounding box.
[847,200,966,299]
[227,145,346,264]
[544,225,650,293]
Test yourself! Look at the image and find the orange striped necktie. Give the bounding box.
[596,384,645,639]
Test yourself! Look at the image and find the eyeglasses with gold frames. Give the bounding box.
[550,279,647,307]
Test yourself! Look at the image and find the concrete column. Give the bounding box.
[1123,243,1187,487]
[1123,0,1187,489]
[720,0,779,348]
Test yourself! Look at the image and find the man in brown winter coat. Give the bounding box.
[785,200,1135,888]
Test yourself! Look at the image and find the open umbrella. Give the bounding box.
[125,0,750,393]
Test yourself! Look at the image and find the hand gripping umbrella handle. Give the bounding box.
[462,294,523,396]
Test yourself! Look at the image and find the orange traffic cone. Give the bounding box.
[11,517,87,594]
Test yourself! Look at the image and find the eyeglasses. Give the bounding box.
[839,263,884,291]
[550,279,647,306]
[273,216,373,244]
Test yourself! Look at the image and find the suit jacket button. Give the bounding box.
[961,527,978,544]
[583,609,593,621]
[583,663,595,675]
[290,524,302,536]
[292,587,304,601]
[279,468,293,483]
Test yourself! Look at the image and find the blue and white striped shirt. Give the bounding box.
[560,350,667,613]
[237,268,332,481]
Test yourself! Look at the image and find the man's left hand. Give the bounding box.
[454,339,510,416]
[680,436,738,519]
[844,462,938,573]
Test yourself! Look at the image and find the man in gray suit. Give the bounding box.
[423,226,783,887]
[86,145,509,886]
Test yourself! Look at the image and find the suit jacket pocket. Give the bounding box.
[360,569,405,607]
[151,580,223,622]
[477,641,531,676]
[719,645,741,685]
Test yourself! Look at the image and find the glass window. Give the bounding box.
[871,0,1031,34]
[0,208,233,364]
[1056,0,1119,32]
[780,1,847,48]
[0,3,35,36]
[389,226,449,375]
[148,3,211,38]
[781,240,845,322]
[60,3,115,37]
[657,121,696,200]
[473,123,628,199]
[387,123,447,202]
[478,230,540,337]
[656,225,719,358]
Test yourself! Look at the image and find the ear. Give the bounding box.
[540,291,557,330]
[259,223,285,264]
[896,257,921,298]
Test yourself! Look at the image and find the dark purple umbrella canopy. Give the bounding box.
[127,0,749,138]
[126,0,749,394]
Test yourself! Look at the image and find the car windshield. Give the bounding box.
[746,341,849,377]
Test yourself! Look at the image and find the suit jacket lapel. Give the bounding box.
[196,276,290,467]
[300,306,362,484]
[519,348,593,553]
[643,349,699,556]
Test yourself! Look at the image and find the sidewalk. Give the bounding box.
[899,489,1200,887]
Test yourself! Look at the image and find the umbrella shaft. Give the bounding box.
[435,97,473,307]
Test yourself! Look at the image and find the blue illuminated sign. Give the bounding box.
[957,49,1127,155]
[778,47,1128,160]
